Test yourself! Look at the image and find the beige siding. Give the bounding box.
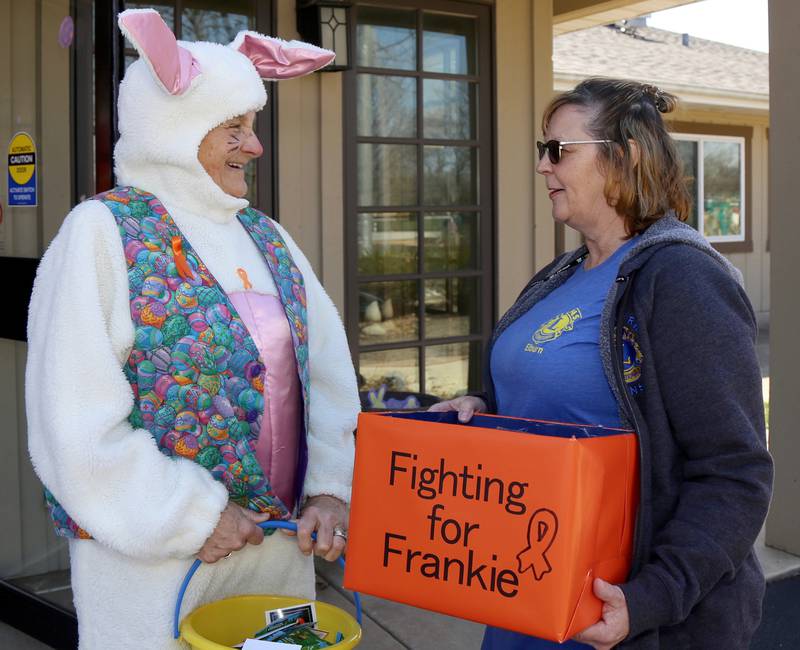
[275,1,348,316]
[0,0,70,575]
[496,0,557,314]
[671,107,770,317]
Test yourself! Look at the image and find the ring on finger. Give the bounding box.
[333,526,348,541]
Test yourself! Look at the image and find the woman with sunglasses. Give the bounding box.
[430,77,772,649]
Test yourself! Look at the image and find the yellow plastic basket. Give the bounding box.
[180,594,361,649]
[173,521,362,649]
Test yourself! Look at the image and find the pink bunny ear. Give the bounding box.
[118,9,201,95]
[231,32,335,79]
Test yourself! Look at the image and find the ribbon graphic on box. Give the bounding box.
[516,508,559,581]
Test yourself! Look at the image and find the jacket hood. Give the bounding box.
[112,8,334,222]
[556,214,743,286]
[619,215,743,285]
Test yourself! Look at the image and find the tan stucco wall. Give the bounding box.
[275,2,347,316]
[495,0,556,314]
[766,0,800,556]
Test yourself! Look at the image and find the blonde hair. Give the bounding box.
[542,77,691,235]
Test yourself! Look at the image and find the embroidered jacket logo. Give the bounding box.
[622,325,643,383]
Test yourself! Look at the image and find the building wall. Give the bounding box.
[494,0,559,314]
[274,1,347,316]
[670,106,771,318]
[0,0,71,576]
[767,0,800,556]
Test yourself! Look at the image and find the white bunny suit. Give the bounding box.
[25,9,358,649]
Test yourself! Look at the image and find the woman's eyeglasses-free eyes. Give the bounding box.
[536,139,613,164]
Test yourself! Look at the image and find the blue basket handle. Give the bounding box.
[173,520,363,639]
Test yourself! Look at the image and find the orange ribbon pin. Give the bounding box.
[171,236,194,281]
[236,267,253,290]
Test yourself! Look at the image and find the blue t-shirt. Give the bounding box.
[491,238,637,428]
[484,238,636,650]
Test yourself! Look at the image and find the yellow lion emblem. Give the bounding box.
[533,308,583,344]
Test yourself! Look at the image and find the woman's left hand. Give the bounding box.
[572,578,629,649]
[287,494,348,562]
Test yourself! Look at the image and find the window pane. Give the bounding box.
[360,280,419,345]
[424,277,480,338]
[703,141,742,237]
[674,138,699,230]
[424,211,478,271]
[358,213,418,274]
[423,79,476,140]
[423,12,477,75]
[357,74,417,138]
[423,146,477,205]
[359,348,420,402]
[358,144,417,206]
[425,341,480,400]
[357,7,416,70]
[182,0,253,43]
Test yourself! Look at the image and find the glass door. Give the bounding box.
[346,1,493,409]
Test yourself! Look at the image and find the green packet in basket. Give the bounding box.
[241,618,330,649]
[268,624,331,648]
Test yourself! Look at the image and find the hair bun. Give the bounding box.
[641,84,674,113]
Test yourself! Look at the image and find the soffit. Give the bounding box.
[554,0,701,35]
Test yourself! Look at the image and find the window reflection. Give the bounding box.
[360,280,419,345]
[675,139,699,229]
[703,141,742,237]
[358,213,418,275]
[424,212,478,271]
[423,146,477,205]
[357,6,416,70]
[359,348,420,396]
[182,0,253,43]
[358,75,417,138]
[423,12,477,75]
[424,277,480,338]
[425,341,480,399]
[358,144,417,207]
[423,79,476,140]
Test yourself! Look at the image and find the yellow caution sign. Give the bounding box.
[8,132,37,206]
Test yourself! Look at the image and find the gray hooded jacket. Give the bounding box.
[484,216,773,649]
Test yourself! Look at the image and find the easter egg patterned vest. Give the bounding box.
[45,186,310,539]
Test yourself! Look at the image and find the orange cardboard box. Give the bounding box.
[343,411,639,642]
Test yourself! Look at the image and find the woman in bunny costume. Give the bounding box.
[25,8,359,648]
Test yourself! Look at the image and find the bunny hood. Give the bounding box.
[113,8,333,223]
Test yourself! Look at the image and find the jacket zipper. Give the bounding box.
[612,272,645,577]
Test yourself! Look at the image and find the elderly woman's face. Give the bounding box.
[536,104,615,232]
[198,111,263,198]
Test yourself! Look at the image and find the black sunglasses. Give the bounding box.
[536,139,613,164]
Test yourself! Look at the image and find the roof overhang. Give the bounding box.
[555,72,770,116]
[554,0,701,35]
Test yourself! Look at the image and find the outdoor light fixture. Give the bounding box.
[296,1,353,71]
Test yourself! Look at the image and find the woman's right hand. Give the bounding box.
[428,395,487,423]
[197,502,272,563]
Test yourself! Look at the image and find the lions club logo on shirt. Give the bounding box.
[525,308,582,354]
